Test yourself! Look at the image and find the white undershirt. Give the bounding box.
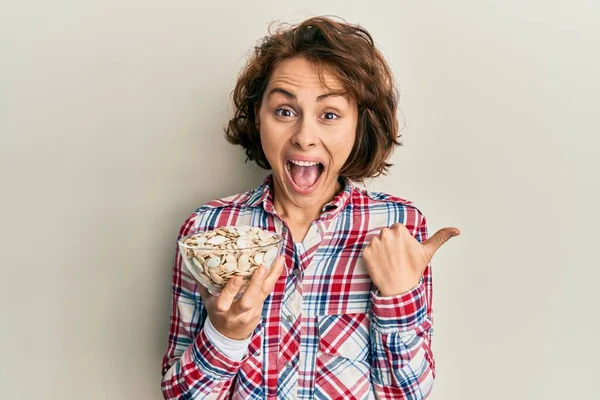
[203,316,252,361]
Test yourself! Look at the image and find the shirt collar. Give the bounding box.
[246,174,354,220]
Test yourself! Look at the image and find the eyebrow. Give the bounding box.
[267,87,347,102]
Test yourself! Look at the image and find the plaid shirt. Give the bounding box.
[161,174,435,399]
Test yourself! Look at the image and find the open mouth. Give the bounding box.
[285,159,325,191]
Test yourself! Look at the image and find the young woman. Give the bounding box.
[161,16,460,400]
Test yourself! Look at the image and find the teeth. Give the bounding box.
[288,160,320,167]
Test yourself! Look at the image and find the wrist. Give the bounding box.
[377,276,422,297]
[210,317,253,341]
[204,317,251,362]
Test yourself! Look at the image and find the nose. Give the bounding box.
[291,116,318,149]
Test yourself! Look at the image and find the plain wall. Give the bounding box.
[1,1,598,399]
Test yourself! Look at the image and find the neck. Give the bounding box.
[272,176,343,225]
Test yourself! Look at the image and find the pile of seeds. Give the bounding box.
[179,226,282,293]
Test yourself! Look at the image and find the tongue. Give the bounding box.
[289,164,320,188]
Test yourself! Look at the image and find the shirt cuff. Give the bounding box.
[203,316,252,361]
[188,327,245,380]
[370,279,428,334]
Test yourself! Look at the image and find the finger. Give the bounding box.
[389,222,407,231]
[214,276,244,312]
[391,223,413,238]
[378,227,391,239]
[260,255,286,297]
[382,223,408,240]
[422,227,461,259]
[235,264,269,312]
[196,282,210,303]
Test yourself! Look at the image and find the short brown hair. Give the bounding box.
[224,16,401,182]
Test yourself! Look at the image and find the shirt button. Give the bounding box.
[282,226,288,233]
[285,361,293,368]
[286,315,294,322]
[316,228,322,234]
[293,269,300,276]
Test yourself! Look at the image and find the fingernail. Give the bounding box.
[231,277,241,288]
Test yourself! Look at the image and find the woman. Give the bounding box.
[161,16,459,400]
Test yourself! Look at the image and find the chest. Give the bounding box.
[296,239,374,316]
[219,208,384,314]
[285,220,313,244]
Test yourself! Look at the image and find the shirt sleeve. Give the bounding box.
[369,210,435,399]
[160,212,246,400]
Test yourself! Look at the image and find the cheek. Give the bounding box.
[331,127,357,162]
[259,128,280,165]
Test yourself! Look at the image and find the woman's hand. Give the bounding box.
[362,223,460,297]
[196,255,285,340]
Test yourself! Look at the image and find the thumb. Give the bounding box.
[422,227,460,259]
[262,255,286,293]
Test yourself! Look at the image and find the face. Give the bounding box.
[256,57,358,211]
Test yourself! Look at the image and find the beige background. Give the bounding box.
[1,1,598,399]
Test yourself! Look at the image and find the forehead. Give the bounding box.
[266,57,345,94]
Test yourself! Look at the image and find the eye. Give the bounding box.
[274,107,295,118]
[322,111,340,121]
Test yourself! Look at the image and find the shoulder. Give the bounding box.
[196,188,256,213]
[176,187,257,239]
[351,185,428,232]
[354,185,423,214]
[362,187,415,207]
